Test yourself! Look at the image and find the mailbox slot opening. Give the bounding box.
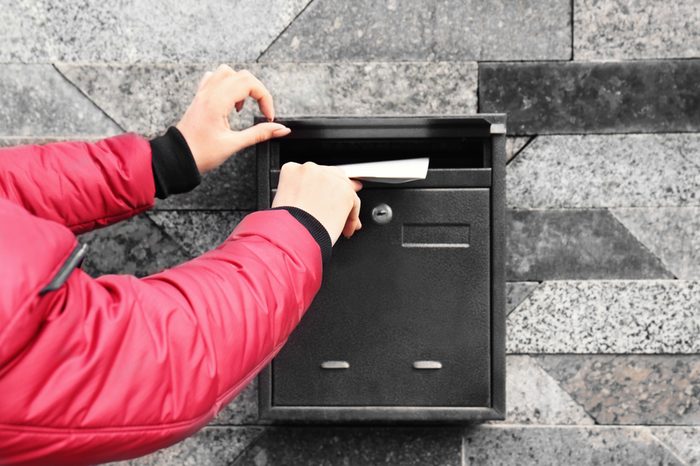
[276,138,490,169]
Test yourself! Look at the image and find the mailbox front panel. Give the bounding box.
[257,116,506,422]
[272,188,491,407]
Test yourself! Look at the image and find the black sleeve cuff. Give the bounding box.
[271,207,332,267]
[149,126,202,199]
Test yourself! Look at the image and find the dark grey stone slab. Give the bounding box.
[494,356,594,425]
[79,215,190,278]
[507,209,673,280]
[233,427,463,465]
[575,0,700,59]
[537,355,700,425]
[147,211,248,255]
[0,64,120,137]
[262,0,571,61]
[479,60,700,134]
[463,426,683,465]
[112,426,263,465]
[613,208,700,279]
[506,282,539,316]
[507,134,700,208]
[210,380,258,426]
[651,428,700,465]
[0,1,310,63]
[507,280,700,354]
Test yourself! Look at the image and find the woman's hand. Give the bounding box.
[176,65,290,173]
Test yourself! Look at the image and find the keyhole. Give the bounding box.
[371,204,393,225]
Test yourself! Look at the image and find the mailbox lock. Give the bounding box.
[371,203,393,225]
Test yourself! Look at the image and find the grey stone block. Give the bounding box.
[0,64,120,137]
[492,356,594,425]
[463,426,683,465]
[79,215,190,278]
[612,208,700,279]
[210,380,258,426]
[575,0,700,59]
[651,428,700,465]
[507,134,700,208]
[506,282,539,316]
[479,61,700,134]
[507,281,700,354]
[0,0,310,63]
[233,427,463,465]
[147,211,248,254]
[110,426,263,465]
[262,0,571,61]
[537,355,700,425]
[507,209,673,280]
[59,62,478,137]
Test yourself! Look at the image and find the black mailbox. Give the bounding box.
[257,116,505,422]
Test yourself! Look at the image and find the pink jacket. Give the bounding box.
[0,134,322,465]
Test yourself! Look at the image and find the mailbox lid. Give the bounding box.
[271,188,491,407]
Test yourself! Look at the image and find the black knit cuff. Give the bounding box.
[272,207,332,267]
[149,126,202,199]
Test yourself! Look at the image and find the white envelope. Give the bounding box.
[336,157,429,184]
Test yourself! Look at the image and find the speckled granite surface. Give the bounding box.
[537,355,700,425]
[508,134,700,208]
[574,0,700,59]
[480,61,700,134]
[507,280,700,354]
[4,1,700,464]
[261,0,571,62]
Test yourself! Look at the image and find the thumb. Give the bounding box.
[228,122,291,153]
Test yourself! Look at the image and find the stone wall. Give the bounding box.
[1,1,698,464]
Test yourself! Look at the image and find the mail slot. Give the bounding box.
[257,116,506,422]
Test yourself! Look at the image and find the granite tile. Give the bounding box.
[147,211,248,255]
[506,282,539,316]
[0,0,310,63]
[57,62,478,136]
[507,209,673,280]
[109,426,263,466]
[651,427,700,465]
[507,134,700,208]
[537,355,700,425]
[507,281,700,354]
[261,0,571,61]
[79,214,190,278]
[210,379,258,425]
[463,426,683,465]
[575,0,700,60]
[493,356,594,425]
[612,208,700,279]
[0,64,120,137]
[479,61,700,134]
[233,427,463,465]
[506,136,532,163]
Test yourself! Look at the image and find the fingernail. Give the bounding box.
[272,127,291,137]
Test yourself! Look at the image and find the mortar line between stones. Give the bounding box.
[647,430,690,466]
[527,354,599,425]
[142,211,190,257]
[256,0,316,62]
[506,135,537,166]
[229,427,269,465]
[606,209,679,280]
[570,0,574,60]
[51,64,126,132]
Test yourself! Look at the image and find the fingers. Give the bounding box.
[228,122,291,153]
[343,191,362,238]
[202,65,275,121]
[198,71,213,91]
